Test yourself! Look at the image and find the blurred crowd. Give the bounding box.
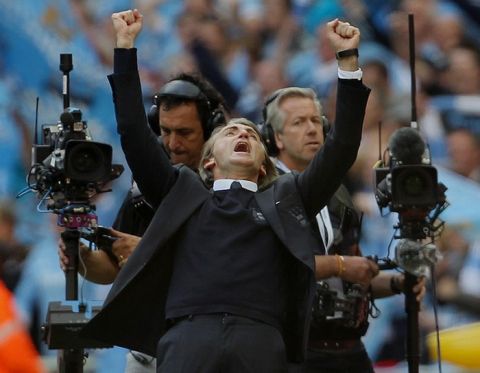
[1,0,480,371]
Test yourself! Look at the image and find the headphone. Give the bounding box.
[147,79,226,139]
[260,90,331,157]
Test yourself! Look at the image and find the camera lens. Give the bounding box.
[391,165,438,210]
[402,172,425,196]
[70,144,101,172]
[64,140,112,182]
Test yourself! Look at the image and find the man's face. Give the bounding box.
[447,130,480,177]
[205,123,266,181]
[159,102,204,169]
[275,96,324,171]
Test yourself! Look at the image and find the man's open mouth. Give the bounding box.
[234,141,250,153]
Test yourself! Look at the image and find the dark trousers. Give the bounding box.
[156,313,288,373]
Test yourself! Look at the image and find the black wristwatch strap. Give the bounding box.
[336,48,359,60]
[390,276,402,294]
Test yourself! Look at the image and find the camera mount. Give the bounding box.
[372,15,448,373]
[18,53,123,372]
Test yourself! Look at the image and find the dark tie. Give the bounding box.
[214,180,252,207]
[230,181,243,190]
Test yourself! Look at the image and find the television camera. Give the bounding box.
[30,107,123,212]
[18,53,124,372]
[372,126,449,373]
[372,126,448,276]
[374,127,447,241]
[27,54,124,230]
[370,15,449,373]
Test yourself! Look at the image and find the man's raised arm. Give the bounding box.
[109,9,177,207]
[299,19,370,217]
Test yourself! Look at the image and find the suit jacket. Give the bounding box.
[82,49,370,362]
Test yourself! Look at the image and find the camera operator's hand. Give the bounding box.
[57,237,89,272]
[108,228,141,268]
[315,255,379,289]
[57,237,119,284]
[111,9,143,49]
[396,274,427,302]
[339,256,379,288]
[371,273,426,302]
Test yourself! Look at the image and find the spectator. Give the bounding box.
[447,128,480,183]
[0,199,29,291]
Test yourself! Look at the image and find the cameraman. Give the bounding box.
[59,31,227,373]
[262,86,425,372]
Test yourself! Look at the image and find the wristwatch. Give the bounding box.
[336,48,359,60]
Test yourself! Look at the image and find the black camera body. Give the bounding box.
[375,164,439,211]
[374,127,446,240]
[30,107,123,228]
[312,281,369,330]
[389,164,438,211]
[38,110,114,182]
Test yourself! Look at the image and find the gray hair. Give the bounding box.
[265,87,323,133]
[199,118,278,189]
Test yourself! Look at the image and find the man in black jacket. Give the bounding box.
[82,9,370,372]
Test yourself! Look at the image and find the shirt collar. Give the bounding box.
[274,158,291,174]
[213,179,258,192]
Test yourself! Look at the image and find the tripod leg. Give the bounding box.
[61,229,80,300]
[58,348,85,373]
[405,272,420,373]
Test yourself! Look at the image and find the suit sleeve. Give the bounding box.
[298,79,370,219]
[108,48,177,208]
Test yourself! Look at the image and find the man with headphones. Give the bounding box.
[58,38,227,373]
[262,87,425,372]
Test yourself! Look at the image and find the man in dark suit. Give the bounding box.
[82,9,370,372]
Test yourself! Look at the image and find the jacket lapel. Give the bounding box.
[105,167,209,304]
[255,176,315,272]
